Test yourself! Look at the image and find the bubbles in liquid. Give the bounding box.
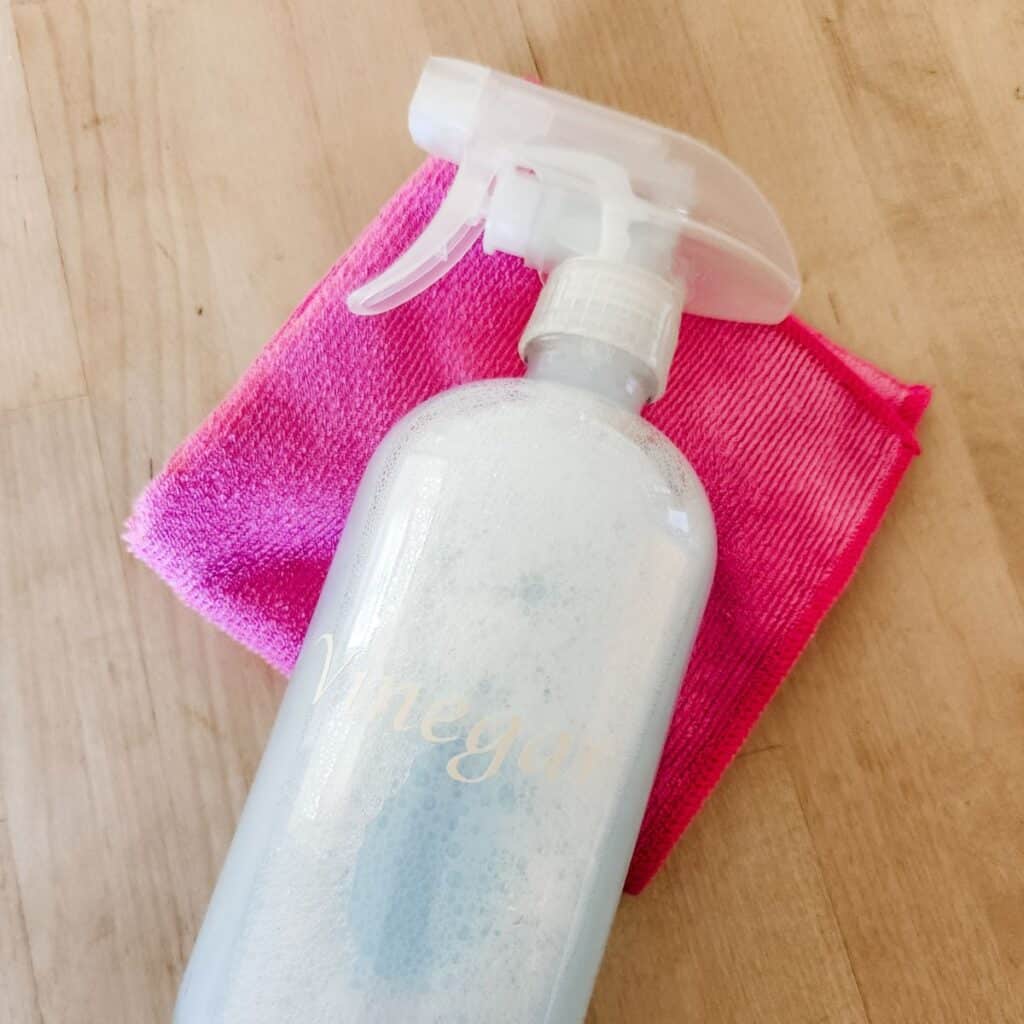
[192,380,709,1024]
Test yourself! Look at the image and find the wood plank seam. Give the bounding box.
[1,816,44,1022]
[781,746,873,1024]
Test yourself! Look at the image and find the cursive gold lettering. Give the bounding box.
[308,631,617,789]
[446,716,522,783]
[420,697,470,742]
[391,686,423,732]
[312,633,362,706]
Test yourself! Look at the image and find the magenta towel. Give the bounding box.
[126,159,929,892]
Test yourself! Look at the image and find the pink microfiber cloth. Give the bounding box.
[126,159,929,892]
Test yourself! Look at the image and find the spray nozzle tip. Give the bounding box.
[408,59,489,163]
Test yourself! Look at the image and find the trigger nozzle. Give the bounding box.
[346,165,491,315]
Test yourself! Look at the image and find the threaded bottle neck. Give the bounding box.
[519,259,683,399]
[523,334,654,413]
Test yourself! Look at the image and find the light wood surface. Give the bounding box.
[2,1,1021,1021]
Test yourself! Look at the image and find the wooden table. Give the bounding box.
[2,2,1022,1021]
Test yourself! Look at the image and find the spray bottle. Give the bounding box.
[174,58,800,1024]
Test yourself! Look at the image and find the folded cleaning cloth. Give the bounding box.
[126,158,929,892]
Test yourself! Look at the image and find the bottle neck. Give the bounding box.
[523,334,656,413]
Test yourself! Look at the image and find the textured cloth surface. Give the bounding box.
[126,159,929,892]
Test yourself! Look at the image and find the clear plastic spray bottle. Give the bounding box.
[174,58,800,1024]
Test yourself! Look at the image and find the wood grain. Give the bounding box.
[2,0,1022,1020]
[0,398,184,1021]
[0,788,41,1024]
[588,749,867,1024]
[0,0,83,411]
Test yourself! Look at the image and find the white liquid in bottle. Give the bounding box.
[176,340,714,1023]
